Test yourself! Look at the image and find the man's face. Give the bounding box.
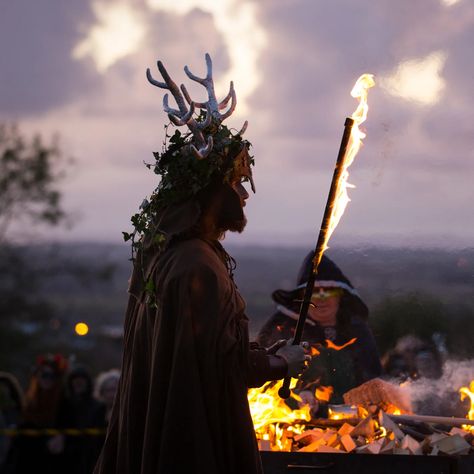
[101,378,119,405]
[307,288,342,326]
[217,178,249,233]
[414,351,440,379]
[231,179,250,208]
[38,367,57,390]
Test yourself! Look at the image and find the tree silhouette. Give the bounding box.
[0,123,68,243]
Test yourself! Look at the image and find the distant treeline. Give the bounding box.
[1,243,473,381]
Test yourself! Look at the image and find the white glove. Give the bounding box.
[275,340,310,377]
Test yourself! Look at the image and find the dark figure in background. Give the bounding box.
[94,370,120,424]
[0,372,24,471]
[257,253,382,406]
[381,335,457,416]
[11,354,68,474]
[94,54,308,474]
[382,335,443,381]
[56,366,107,474]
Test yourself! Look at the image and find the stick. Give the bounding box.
[309,417,361,428]
[389,414,474,428]
[278,117,355,399]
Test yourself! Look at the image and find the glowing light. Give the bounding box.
[248,379,311,450]
[316,386,333,402]
[381,51,447,105]
[75,322,89,336]
[459,381,474,432]
[441,0,461,6]
[72,2,146,72]
[146,0,266,114]
[316,74,375,261]
[326,337,357,351]
[310,345,320,356]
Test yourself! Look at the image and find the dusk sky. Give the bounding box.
[1,0,473,247]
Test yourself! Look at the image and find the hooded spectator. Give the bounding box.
[382,335,443,381]
[94,370,120,424]
[12,354,68,474]
[57,366,107,474]
[257,253,382,405]
[0,372,24,469]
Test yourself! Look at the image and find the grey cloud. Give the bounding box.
[3,0,473,244]
[0,0,100,116]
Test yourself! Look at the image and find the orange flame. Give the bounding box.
[326,337,357,351]
[310,345,321,356]
[459,381,474,432]
[248,379,312,449]
[315,385,334,402]
[320,74,375,255]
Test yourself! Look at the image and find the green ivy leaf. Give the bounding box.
[145,278,155,292]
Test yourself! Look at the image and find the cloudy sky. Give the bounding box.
[1,0,473,247]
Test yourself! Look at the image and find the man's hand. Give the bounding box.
[275,339,311,378]
[266,339,287,355]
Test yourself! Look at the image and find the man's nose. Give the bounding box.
[238,183,249,200]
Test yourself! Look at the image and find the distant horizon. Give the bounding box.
[9,229,474,251]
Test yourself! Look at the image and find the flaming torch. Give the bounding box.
[279,74,376,399]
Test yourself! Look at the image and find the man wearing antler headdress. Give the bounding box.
[94,54,309,474]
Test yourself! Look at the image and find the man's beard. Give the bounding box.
[217,184,247,234]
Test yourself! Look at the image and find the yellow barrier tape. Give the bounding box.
[0,428,107,437]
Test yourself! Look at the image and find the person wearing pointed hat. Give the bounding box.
[94,54,309,474]
[257,253,382,405]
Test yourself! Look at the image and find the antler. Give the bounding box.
[146,53,246,160]
[181,53,238,125]
[146,61,212,159]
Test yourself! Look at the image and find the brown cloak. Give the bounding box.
[94,238,275,474]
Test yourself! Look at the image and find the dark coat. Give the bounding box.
[257,308,382,403]
[57,368,107,474]
[94,238,277,474]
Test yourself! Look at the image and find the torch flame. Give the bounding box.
[317,74,375,261]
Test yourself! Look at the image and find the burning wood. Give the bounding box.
[248,377,474,456]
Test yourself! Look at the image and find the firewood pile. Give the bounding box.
[251,378,474,455]
[284,410,474,455]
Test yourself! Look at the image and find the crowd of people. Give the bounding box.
[0,252,448,474]
[0,356,119,474]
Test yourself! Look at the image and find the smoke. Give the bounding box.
[402,359,474,416]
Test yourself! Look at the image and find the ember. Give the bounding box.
[326,337,357,351]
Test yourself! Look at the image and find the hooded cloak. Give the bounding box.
[257,253,382,403]
[95,238,278,474]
